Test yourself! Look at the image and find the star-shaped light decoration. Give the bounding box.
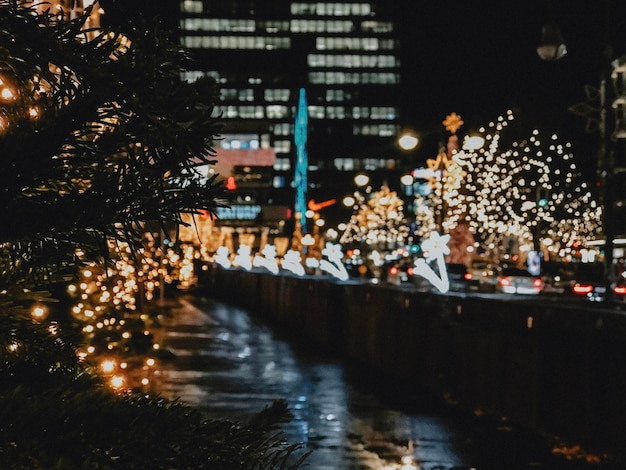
[253,244,279,274]
[425,151,449,188]
[214,246,231,268]
[413,232,451,293]
[442,112,464,134]
[282,249,306,276]
[568,84,601,134]
[234,245,252,270]
[319,242,349,281]
[425,151,466,194]
[421,231,451,259]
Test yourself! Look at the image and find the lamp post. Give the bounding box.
[537,6,623,302]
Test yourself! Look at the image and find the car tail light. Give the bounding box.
[499,277,511,287]
[407,267,414,276]
[464,272,473,281]
[573,283,593,295]
[614,285,626,295]
[389,266,399,275]
[533,278,543,289]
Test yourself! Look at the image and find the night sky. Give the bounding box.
[392,0,626,171]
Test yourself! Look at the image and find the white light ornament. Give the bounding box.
[282,249,306,276]
[414,232,451,293]
[318,242,349,281]
[233,245,252,270]
[253,244,279,274]
[214,246,231,269]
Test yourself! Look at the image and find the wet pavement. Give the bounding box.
[149,294,613,469]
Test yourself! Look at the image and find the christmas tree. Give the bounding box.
[0,2,306,467]
[340,183,410,252]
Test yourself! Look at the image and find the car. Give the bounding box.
[569,263,626,302]
[469,259,499,292]
[445,263,480,292]
[569,263,605,301]
[381,258,415,285]
[540,261,577,294]
[497,267,544,295]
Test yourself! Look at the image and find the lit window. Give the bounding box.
[362,38,379,51]
[307,54,325,67]
[326,89,345,101]
[264,89,290,102]
[180,70,206,82]
[266,105,289,119]
[260,20,289,33]
[371,106,397,120]
[237,106,264,119]
[221,105,238,118]
[182,35,290,49]
[274,141,291,153]
[290,3,372,16]
[326,106,345,119]
[181,0,202,13]
[273,176,286,188]
[361,21,393,33]
[274,158,291,170]
[334,158,355,171]
[364,158,385,170]
[220,88,238,100]
[308,106,325,119]
[238,89,254,101]
[352,107,369,119]
[272,123,292,136]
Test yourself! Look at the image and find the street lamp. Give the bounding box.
[398,132,419,151]
[538,8,624,302]
[354,173,370,187]
[536,20,567,61]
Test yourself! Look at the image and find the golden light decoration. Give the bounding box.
[442,112,464,134]
[339,184,409,249]
[435,110,602,258]
[30,304,48,321]
[66,234,196,391]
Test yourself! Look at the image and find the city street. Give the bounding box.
[148,294,610,470]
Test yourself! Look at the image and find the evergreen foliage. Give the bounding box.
[0,0,224,285]
[0,2,307,467]
[0,310,306,468]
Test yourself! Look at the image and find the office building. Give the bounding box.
[179,0,408,235]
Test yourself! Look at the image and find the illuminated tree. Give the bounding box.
[339,184,410,252]
[414,192,437,238]
[448,110,601,259]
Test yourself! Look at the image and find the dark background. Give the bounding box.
[393,0,626,174]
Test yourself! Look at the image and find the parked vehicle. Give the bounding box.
[569,263,626,302]
[497,267,544,295]
[538,261,575,294]
[382,258,414,285]
[569,263,605,301]
[446,263,480,292]
[469,259,499,292]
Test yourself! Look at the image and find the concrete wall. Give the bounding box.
[196,263,626,462]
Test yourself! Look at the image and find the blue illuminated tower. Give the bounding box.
[294,87,308,234]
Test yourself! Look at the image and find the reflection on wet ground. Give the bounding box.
[150,295,613,469]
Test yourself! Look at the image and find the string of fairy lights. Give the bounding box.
[12,109,605,394]
[427,110,602,259]
[339,184,410,250]
[65,237,196,391]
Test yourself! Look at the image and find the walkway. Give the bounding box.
[149,294,603,470]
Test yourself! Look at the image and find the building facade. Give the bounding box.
[178,0,409,234]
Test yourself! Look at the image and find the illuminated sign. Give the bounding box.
[216,205,261,221]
